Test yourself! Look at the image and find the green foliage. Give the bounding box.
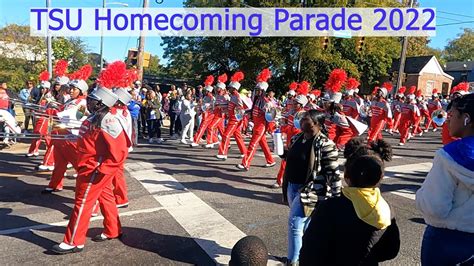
[144,55,162,76]
[444,28,474,61]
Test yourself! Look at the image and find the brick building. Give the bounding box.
[390,56,454,96]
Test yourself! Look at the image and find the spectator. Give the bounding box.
[416,93,474,266]
[139,87,148,137]
[19,80,39,131]
[168,85,182,138]
[128,90,141,147]
[281,109,340,264]
[0,83,9,110]
[300,138,400,265]
[144,90,163,144]
[229,236,268,266]
[195,85,204,101]
[2,83,16,116]
[179,90,196,144]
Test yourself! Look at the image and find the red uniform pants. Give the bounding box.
[218,119,247,156]
[241,122,275,169]
[63,171,121,246]
[398,118,412,144]
[208,114,225,144]
[335,126,353,149]
[112,164,128,205]
[193,112,215,144]
[368,118,385,142]
[48,139,78,190]
[392,112,402,131]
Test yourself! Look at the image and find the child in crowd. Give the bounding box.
[299,138,400,265]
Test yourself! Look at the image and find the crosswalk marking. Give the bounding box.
[126,162,281,265]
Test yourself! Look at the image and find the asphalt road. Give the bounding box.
[0,129,442,265]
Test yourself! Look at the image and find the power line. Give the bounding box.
[437,21,474,27]
[437,16,465,22]
[438,11,474,19]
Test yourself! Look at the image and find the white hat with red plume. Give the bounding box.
[255,68,271,91]
[54,60,70,85]
[229,72,244,90]
[324,69,347,103]
[69,64,93,94]
[38,71,51,89]
[217,73,228,90]
[203,75,215,92]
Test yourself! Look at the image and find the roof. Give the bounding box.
[443,61,474,72]
[390,56,434,74]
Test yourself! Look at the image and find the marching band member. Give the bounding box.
[323,69,346,141]
[413,90,429,137]
[27,71,52,161]
[112,64,137,208]
[398,93,420,146]
[442,82,469,145]
[341,77,361,120]
[42,62,90,193]
[237,68,276,171]
[216,71,247,160]
[367,82,393,143]
[206,74,228,148]
[51,79,127,254]
[272,82,300,188]
[306,89,323,111]
[425,89,442,132]
[390,86,406,134]
[190,75,217,147]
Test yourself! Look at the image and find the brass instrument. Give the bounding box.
[432,109,447,126]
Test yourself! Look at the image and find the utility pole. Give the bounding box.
[395,0,415,95]
[99,0,105,70]
[46,0,52,79]
[137,0,149,82]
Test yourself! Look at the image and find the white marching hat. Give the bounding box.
[89,87,118,107]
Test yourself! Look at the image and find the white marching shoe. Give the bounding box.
[216,154,227,161]
[26,152,39,157]
[38,165,54,171]
[190,142,199,147]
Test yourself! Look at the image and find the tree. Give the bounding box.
[444,28,474,61]
[52,37,89,70]
[144,55,162,76]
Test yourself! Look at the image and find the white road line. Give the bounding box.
[125,162,280,265]
[391,189,417,201]
[0,207,165,236]
[383,162,432,200]
[384,162,433,179]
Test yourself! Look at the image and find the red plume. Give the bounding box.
[346,78,360,90]
[432,88,438,94]
[98,61,127,89]
[289,82,298,91]
[398,86,406,94]
[382,82,393,92]
[324,68,347,93]
[456,82,469,92]
[311,89,321,97]
[372,86,379,95]
[217,73,228,83]
[70,64,93,80]
[118,69,138,88]
[416,90,422,98]
[256,68,271,82]
[297,81,310,96]
[39,71,50,82]
[231,72,244,82]
[408,85,417,95]
[54,59,68,77]
[204,75,214,86]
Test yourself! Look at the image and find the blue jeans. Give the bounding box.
[287,182,309,263]
[421,225,474,266]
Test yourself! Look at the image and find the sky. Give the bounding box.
[1,0,473,64]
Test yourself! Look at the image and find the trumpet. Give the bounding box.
[432,109,447,126]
